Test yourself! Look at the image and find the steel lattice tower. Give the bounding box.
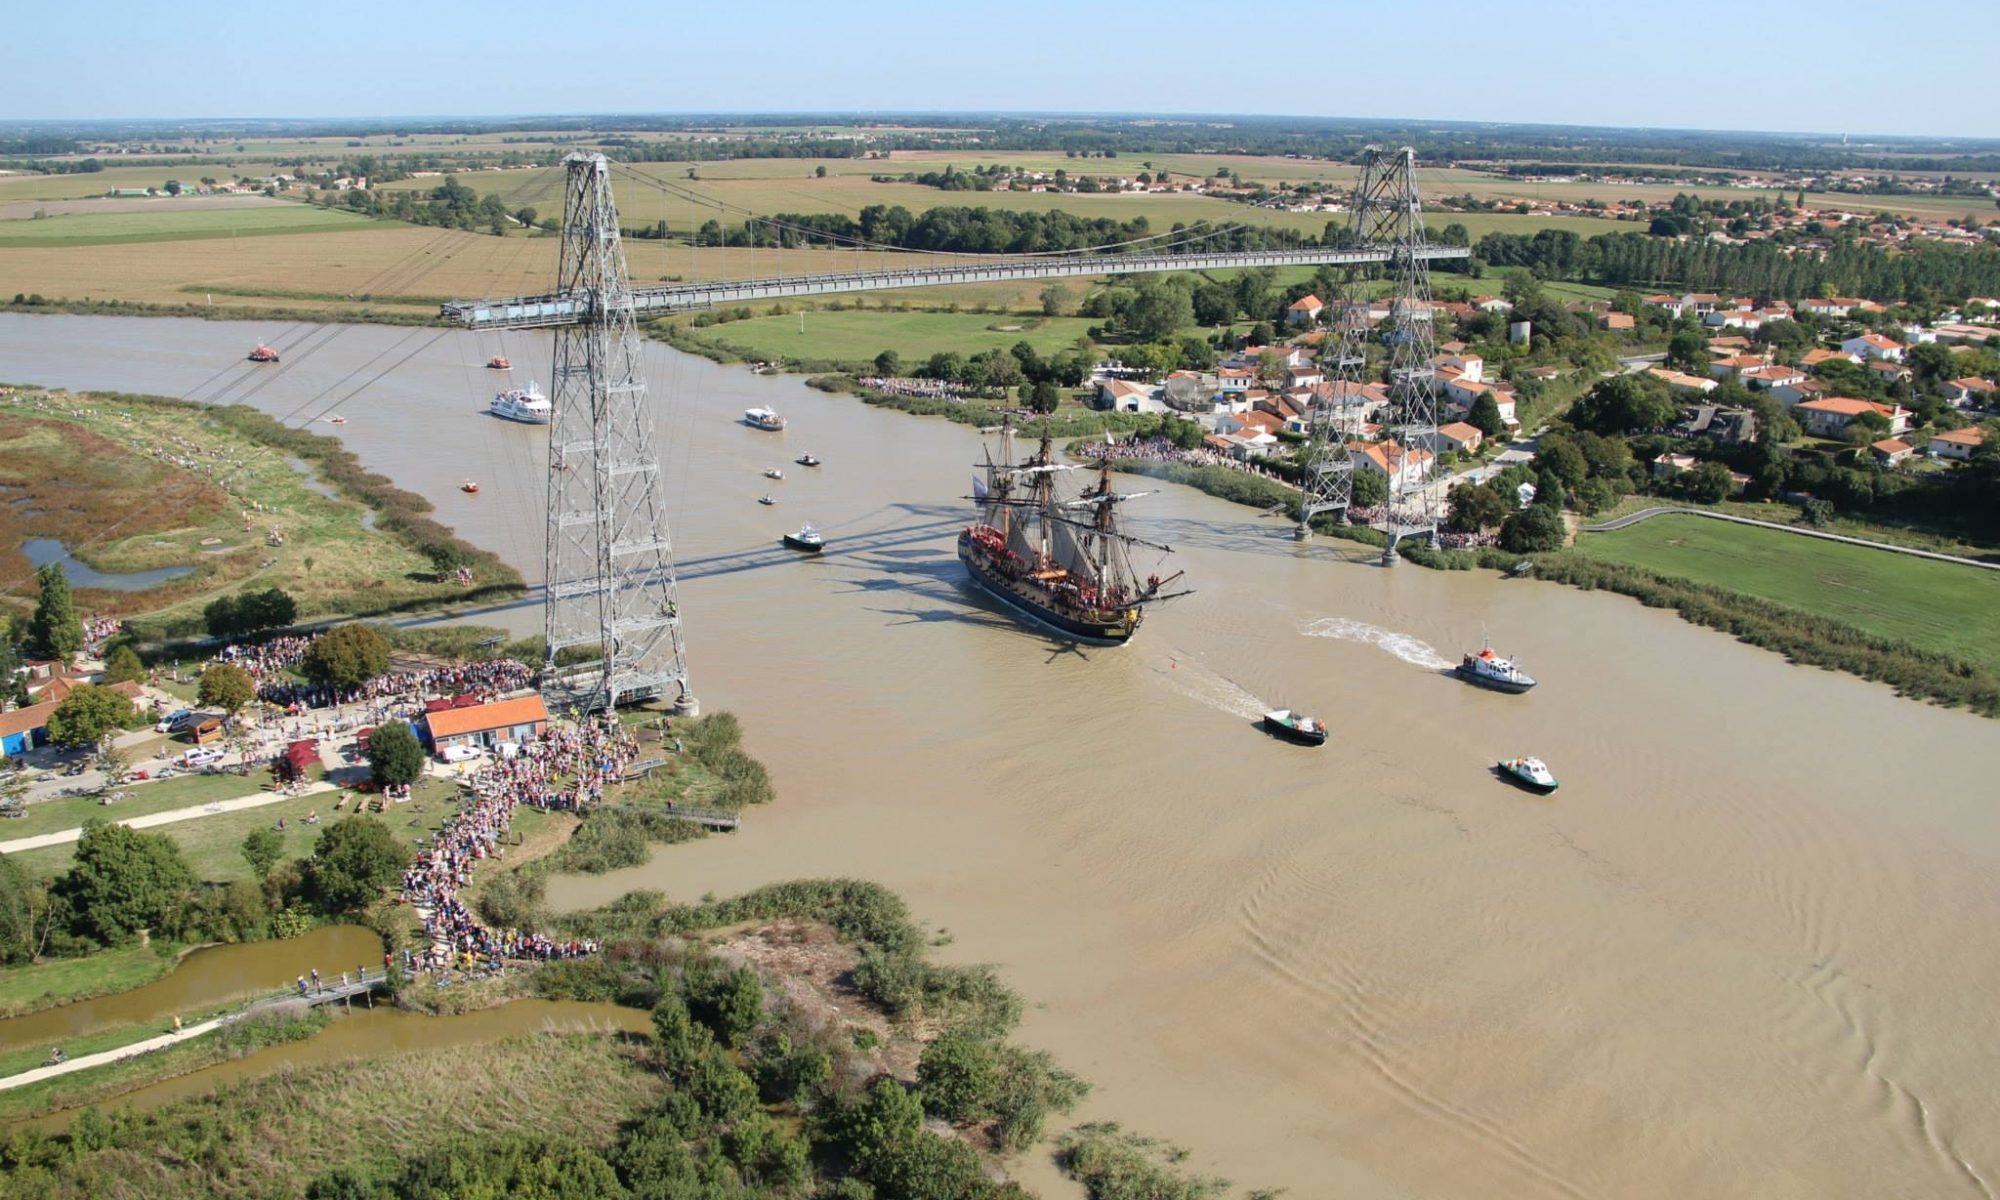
[541,152,695,714]
[1296,148,1442,560]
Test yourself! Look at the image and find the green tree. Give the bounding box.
[1686,460,1734,503]
[27,564,82,663]
[1027,380,1061,413]
[872,349,901,376]
[1039,283,1073,317]
[918,1029,1000,1124]
[301,624,391,691]
[1448,482,1512,532]
[44,684,135,749]
[242,827,285,880]
[1350,466,1389,509]
[423,542,468,578]
[1533,438,1589,490]
[1500,502,1566,553]
[365,721,425,788]
[101,645,145,685]
[54,820,196,944]
[1568,374,1678,435]
[1468,392,1506,440]
[198,662,255,715]
[307,815,410,912]
[0,853,39,964]
[1666,329,1710,373]
[1126,280,1194,342]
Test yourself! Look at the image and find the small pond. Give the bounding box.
[20,538,194,591]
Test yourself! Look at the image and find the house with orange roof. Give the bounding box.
[1941,377,1996,407]
[1929,426,1987,462]
[1841,332,1906,363]
[1802,348,1862,368]
[1599,312,1636,332]
[0,700,60,761]
[424,694,549,755]
[1795,396,1910,438]
[1348,439,1435,494]
[1707,353,1771,378]
[1430,421,1485,455]
[1285,294,1325,325]
[1741,364,1806,391]
[1647,368,1719,396]
[1870,438,1914,466]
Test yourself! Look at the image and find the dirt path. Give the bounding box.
[0,781,337,855]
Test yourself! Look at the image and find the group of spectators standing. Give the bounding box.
[1077,435,1299,486]
[399,715,634,976]
[859,376,968,400]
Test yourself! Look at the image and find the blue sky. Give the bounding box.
[11,0,1996,138]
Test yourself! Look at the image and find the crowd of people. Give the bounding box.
[1078,435,1300,486]
[80,615,123,658]
[398,715,634,975]
[859,375,969,400]
[217,635,314,680]
[255,655,535,713]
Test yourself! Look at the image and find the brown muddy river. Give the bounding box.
[4,313,1999,1198]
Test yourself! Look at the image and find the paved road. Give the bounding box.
[0,1017,230,1092]
[1579,507,2000,571]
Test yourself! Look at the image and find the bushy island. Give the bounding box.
[0,713,1256,1200]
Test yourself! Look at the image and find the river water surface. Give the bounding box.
[4,313,1999,1199]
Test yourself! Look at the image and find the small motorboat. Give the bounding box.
[782,525,826,554]
[1456,645,1536,694]
[1498,756,1559,794]
[322,413,347,425]
[757,494,776,506]
[486,356,511,370]
[248,344,280,363]
[460,480,480,494]
[1262,709,1328,747]
[763,468,785,480]
[744,406,787,431]
[795,453,821,467]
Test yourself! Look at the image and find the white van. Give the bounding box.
[182,747,225,768]
[155,709,196,734]
[439,743,483,764]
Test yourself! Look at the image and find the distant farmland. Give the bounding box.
[0,204,375,247]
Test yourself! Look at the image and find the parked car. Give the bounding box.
[154,709,196,734]
[182,748,225,768]
[438,744,483,764]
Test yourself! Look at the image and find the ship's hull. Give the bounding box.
[958,531,1138,645]
[489,403,550,425]
[1455,663,1536,694]
[1262,715,1328,746]
[782,534,824,554]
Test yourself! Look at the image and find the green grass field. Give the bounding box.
[1574,515,2000,673]
[669,309,1099,366]
[4,774,267,840]
[0,204,373,247]
[0,943,183,1019]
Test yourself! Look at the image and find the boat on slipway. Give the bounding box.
[959,421,1187,646]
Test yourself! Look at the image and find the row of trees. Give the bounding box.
[202,587,297,641]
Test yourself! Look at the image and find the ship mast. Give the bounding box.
[1033,424,1056,564]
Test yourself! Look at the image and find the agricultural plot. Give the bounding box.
[0,204,372,247]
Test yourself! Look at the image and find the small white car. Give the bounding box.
[181,747,225,768]
[438,744,483,764]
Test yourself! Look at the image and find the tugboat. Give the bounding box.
[1456,644,1536,693]
[1262,709,1328,747]
[757,494,776,506]
[795,453,821,468]
[744,407,787,431]
[489,382,552,425]
[248,344,280,363]
[486,356,511,370]
[959,419,1187,646]
[763,468,785,480]
[1497,756,1559,794]
[460,480,480,494]
[782,524,826,554]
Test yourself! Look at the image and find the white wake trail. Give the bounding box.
[1149,655,1269,721]
[1299,617,1452,671]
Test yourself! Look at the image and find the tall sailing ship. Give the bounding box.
[959,422,1187,645]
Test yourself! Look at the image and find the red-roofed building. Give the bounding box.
[1942,377,1997,407]
[1841,332,1906,362]
[1432,421,1485,455]
[1930,426,1987,462]
[1870,438,1914,466]
[0,700,59,760]
[424,694,549,754]
[1348,439,1435,494]
[1285,294,1325,325]
[1796,397,1910,437]
[1802,348,1862,368]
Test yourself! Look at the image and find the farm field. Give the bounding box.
[1572,513,2000,674]
[0,204,374,247]
[664,309,1098,366]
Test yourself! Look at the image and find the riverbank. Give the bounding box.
[0,386,522,637]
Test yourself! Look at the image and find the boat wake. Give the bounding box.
[1299,617,1452,671]
[1150,655,1267,722]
